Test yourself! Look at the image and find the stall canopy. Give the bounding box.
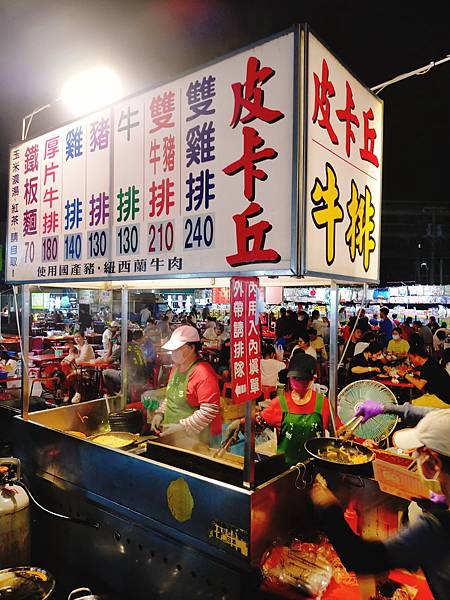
[39,276,353,290]
[6,25,382,287]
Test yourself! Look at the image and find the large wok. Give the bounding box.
[304,437,375,467]
[291,437,375,489]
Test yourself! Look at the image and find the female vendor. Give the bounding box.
[225,352,332,465]
[150,325,222,444]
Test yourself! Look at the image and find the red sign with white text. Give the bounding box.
[212,287,230,305]
[230,277,261,403]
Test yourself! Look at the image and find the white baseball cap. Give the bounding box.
[393,409,450,456]
[162,325,200,350]
[110,321,120,328]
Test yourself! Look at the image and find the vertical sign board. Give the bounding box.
[6,31,296,284]
[211,287,230,304]
[230,277,261,403]
[303,33,383,283]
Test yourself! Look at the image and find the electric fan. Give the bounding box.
[337,380,398,443]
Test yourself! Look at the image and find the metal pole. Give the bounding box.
[120,286,128,411]
[370,54,450,93]
[243,400,256,489]
[430,210,436,284]
[328,281,338,435]
[21,285,30,420]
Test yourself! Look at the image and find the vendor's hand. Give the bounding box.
[224,419,242,445]
[372,367,381,374]
[362,438,379,449]
[309,475,339,509]
[354,399,385,423]
[162,422,185,436]
[150,412,164,433]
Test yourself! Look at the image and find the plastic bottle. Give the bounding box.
[344,501,359,534]
[16,357,22,379]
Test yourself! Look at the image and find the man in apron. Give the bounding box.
[151,325,222,445]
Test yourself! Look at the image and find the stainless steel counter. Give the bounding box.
[12,398,307,599]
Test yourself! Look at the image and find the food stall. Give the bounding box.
[3,25,424,600]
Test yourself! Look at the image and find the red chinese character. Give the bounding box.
[23,209,37,236]
[312,59,338,144]
[24,177,38,205]
[43,187,59,209]
[230,57,284,128]
[149,91,175,134]
[227,202,280,267]
[44,136,59,160]
[44,162,59,186]
[42,211,59,234]
[148,178,175,218]
[163,135,175,172]
[359,108,379,167]
[25,144,39,173]
[148,140,160,175]
[223,127,277,201]
[336,81,360,157]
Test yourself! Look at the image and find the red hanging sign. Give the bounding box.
[230,276,261,403]
[211,287,230,304]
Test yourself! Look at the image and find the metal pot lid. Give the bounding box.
[0,567,55,600]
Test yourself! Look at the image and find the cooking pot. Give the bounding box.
[304,436,375,467]
[291,437,375,489]
[0,566,55,599]
[68,587,109,600]
[108,408,143,434]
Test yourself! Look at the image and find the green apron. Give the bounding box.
[277,389,324,466]
[165,360,210,444]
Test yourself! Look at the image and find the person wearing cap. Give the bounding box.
[309,409,450,600]
[225,353,331,466]
[102,321,120,359]
[150,325,222,443]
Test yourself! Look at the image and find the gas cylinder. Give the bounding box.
[0,459,30,568]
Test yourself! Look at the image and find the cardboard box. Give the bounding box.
[373,450,429,501]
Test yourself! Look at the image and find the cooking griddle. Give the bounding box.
[145,433,286,487]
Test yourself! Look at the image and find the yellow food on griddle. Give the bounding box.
[317,445,368,465]
[92,434,132,448]
[65,430,87,439]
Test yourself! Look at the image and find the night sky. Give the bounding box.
[1,0,449,284]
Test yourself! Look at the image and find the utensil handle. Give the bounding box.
[337,415,363,440]
[68,588,92,600]
[213,435,234,458]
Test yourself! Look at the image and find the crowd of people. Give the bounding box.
[5,302,450,414]
[338,307,450,408]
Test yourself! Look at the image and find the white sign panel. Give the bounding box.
[304,33,383,282]
[7,32,295,283]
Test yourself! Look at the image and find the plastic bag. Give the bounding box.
[142,387,166,423]
[261,544,332,598]
[255,427,277,456]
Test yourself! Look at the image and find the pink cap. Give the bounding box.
[162,325,200,350]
